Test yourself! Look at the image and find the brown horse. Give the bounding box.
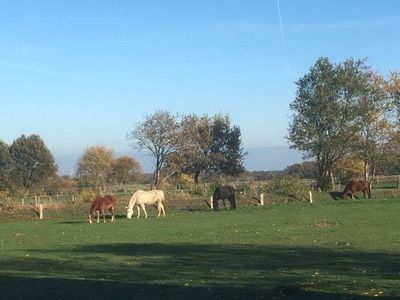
[342,180,371,199]
[89,195,116,223]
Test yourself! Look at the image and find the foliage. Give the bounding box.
[109,156,143,187]
[288,57,375,190]
[79,188,97,203]
[284,161,317,179]
[76,146,114,193]
[9,134,57,195]
[210,114,246,176]
[333,156,364,183]
[269,175,308,201]
[129,111,246,188]
[0,140,13,191]
[180,114,214,184]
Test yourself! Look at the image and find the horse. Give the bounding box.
[127,190,165,219]
[342,180,371,199]
[88,195,116,224]
[212,186,236,211]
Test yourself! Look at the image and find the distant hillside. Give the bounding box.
[55,146,303,176]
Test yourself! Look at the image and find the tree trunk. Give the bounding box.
[194,170,200,186]
[363,159,370,181]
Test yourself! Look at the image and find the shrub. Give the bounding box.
[269,175,307,202]
[79,189,96,203]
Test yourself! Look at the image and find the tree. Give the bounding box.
[287,57,371,190]
[0,140,13,191]
[110,156,143,188]
[9,134,57,195]
[76,146,114,193]
[351,73,392,181]
[180,114,214,184]
[128,110,188,189]
[176,113,246,184]
[211,114,246,176]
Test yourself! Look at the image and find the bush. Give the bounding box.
[79,189,96,203]
[269,175,307,202]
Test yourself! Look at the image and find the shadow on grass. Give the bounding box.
[1,275,397,300]
[329,192,343,201]
[1,243,399,299]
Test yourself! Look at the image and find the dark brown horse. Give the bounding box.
[88,195,116,223]
[342,180,371,199]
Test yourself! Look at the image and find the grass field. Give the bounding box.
[0,196,399,299]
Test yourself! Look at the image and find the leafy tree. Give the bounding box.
[180,114,214,184]
[9,134,57,195]
[351,73,392,181]
[128,110,188,189]
[177,113,246,184]
[110,156,143,188]
[287,57,371,190]
[76,146,114,193]
[210,114,246,176]
[0,140,13,191]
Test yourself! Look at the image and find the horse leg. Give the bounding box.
[136,205,141,219]
[222,199,227,211]
[157,202,161,217]
[141,204,148,218]
[96,210,100,223]
[89,214,92,224]
[160,202,165,217]
[103,209,106,223]
[110,207,115,222]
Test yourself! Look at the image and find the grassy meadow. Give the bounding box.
[0,194,399,299]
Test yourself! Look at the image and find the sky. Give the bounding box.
[1,1,400,172]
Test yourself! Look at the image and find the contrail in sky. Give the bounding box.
[276,0,286,48]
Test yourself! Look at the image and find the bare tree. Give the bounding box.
[128,110,188,189]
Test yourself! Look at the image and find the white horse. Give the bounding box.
[127,190,165,219]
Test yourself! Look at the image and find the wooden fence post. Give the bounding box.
[309,191,313,203]
[260,193,264,206]
[39,204,43,220]
[21,198,24,206]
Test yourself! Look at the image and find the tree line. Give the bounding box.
[0,112,245,196]
[287,57,400,190]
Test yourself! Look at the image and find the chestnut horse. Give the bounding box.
[342,180,371,199]
[89,195,116,223]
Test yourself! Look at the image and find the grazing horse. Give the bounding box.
[212,186,236,211]
[88,195,116,224]
[127,190,165,219]
[342,180,371,199]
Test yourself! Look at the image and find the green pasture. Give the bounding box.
[0,196,399,299]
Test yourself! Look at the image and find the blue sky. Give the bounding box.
[1,1,400,169]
